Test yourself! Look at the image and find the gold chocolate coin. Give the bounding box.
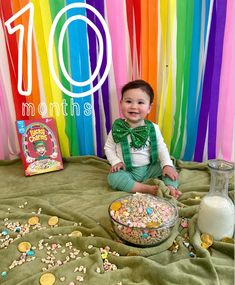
[127,251,138,256]
[48,216,59,226]
[201,242,210,249]
[221,237,234,244]
[69,230,82,237]
[201,233,213,249]
[28,216,40,225]
[39,273,56,285]
[110,201,122,211]
[18,241,31,253]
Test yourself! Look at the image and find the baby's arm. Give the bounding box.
[154,124,179,180]
[154,124,174,168]
[104,131,124,170]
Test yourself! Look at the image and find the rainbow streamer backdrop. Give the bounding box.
[0,0,234,162]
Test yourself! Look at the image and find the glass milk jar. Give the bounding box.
[197,160,234,240]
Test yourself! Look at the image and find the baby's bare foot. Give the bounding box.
[131,182,158,195]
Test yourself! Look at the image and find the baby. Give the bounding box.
[104,80,181,198]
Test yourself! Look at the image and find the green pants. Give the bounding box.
[107,162,179,192]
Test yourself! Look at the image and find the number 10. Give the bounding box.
[5,2,112,98]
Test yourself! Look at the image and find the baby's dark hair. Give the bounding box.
[121,80,154,104]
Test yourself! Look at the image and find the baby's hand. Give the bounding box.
[110,162,126,173]
[167,186,182,199]
[162,165,178,180]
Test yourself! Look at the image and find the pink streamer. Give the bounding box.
[216,0,235,161]
[0,21,19,160]
[105,0,129,117]
[0,69,10,159]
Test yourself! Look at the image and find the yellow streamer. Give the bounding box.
[158,0,175,149]
[30,0,70,156]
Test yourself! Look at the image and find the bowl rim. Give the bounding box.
[108,193,178,230]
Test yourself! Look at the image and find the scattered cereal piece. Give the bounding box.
[1,229,9,236]
[180,218,188,228]
[1,271,7,278]
[189,252,196,258]
[183,241,190,248]
[76,275,84,282]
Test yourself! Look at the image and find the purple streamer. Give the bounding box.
[87,0,111,157]
[87,0,102,156]
[194,2,216,161]
[208,0,227,159]
[95,0,111,134]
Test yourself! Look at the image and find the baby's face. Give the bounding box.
[121,88,152,127]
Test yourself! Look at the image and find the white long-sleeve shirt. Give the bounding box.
[104,123,173,169]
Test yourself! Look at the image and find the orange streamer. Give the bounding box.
[140,0,158,122]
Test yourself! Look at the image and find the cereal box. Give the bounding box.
[16,118,63,176]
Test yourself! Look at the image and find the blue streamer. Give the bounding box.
[66,0,94,155]
[183,0,202,160]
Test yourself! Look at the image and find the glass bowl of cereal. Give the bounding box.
[108,193,178,246]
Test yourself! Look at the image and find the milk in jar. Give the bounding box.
[197,195,234,240]
[197,160,235,240]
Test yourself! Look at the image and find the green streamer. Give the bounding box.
[173,0,194,157]
[49,0,80,156]
[170,0,194,158]
[170,0,186,156]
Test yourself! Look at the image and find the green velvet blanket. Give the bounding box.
[0,157,234,285]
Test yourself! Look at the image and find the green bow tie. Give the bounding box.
[112,119,150,149]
